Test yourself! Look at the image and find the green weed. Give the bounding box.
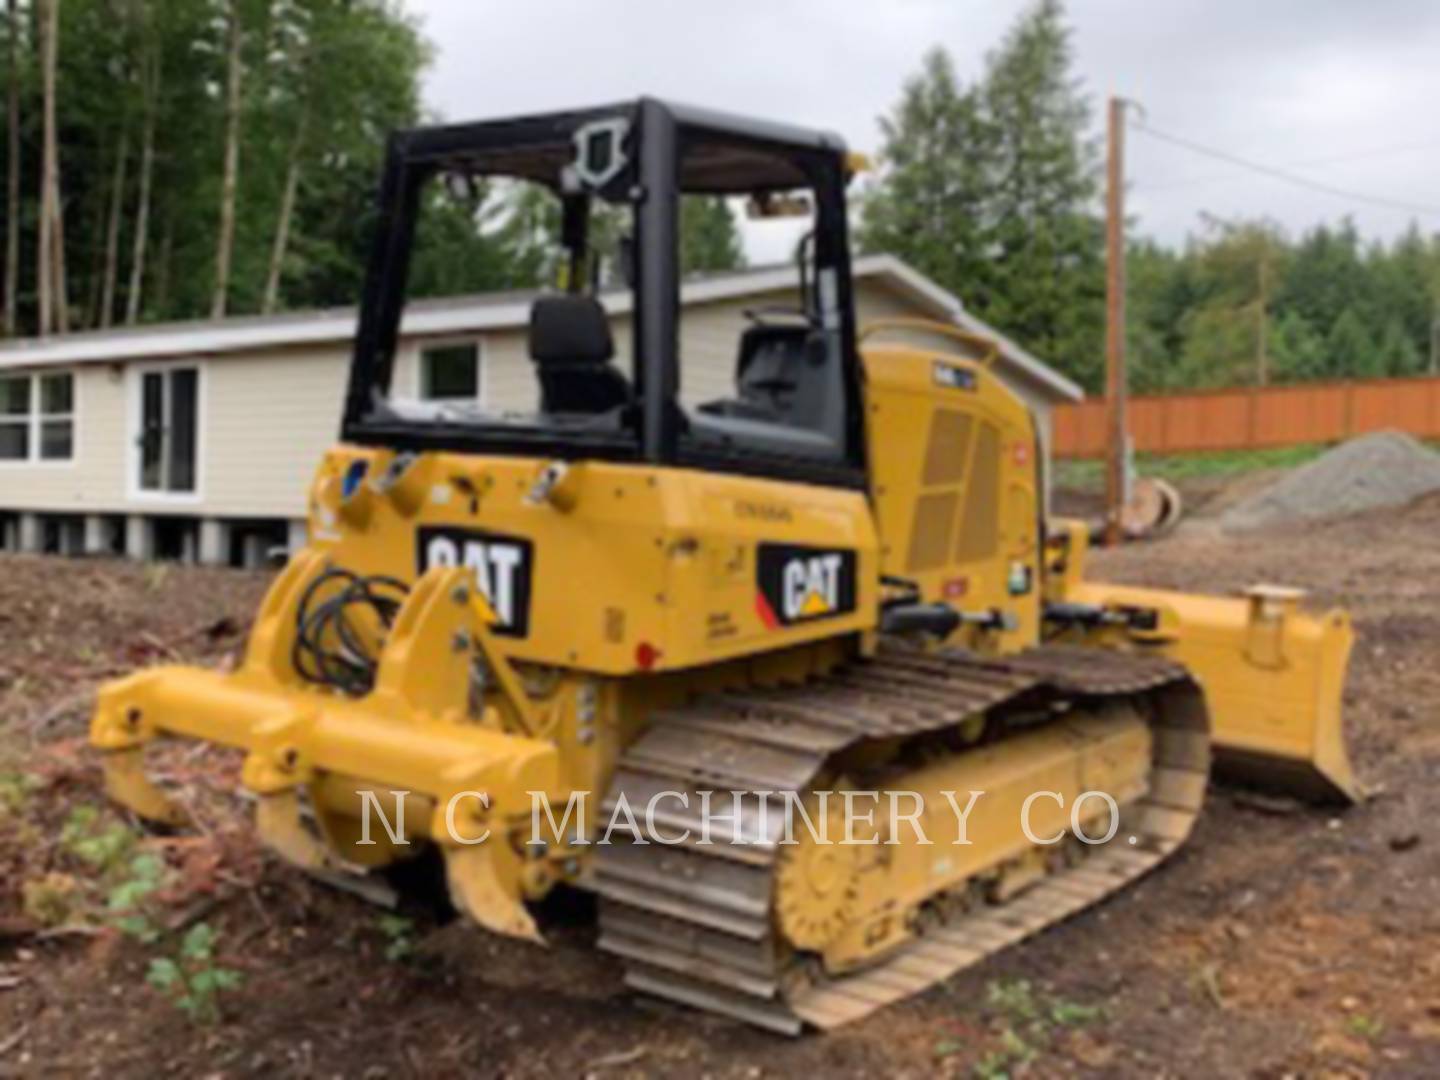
[60,805,137,873]
[146,923,243,1023]
[970,979,1105,1078]
[105,851,168,942]
[0,770,39,816]
[1347,1013,1385,1041]
[376,913,416,961]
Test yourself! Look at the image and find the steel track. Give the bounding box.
[595,644,1210,1034]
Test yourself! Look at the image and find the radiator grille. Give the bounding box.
[956,422,1000,563]
[905,491,960,572]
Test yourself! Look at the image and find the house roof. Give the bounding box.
[0,254,1082,403]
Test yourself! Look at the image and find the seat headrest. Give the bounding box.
[529,295,615,366]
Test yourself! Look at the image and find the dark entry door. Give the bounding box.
[138,368,198,494]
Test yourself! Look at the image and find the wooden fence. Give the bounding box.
[1053,374,1440,458]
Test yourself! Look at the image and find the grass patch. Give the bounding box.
[1054,443,1331,492]
[959,978,1106,1078]
[1346,1013,1385,1041]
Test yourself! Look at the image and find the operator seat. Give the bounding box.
[702,323,828,429]
[529,294,633,414]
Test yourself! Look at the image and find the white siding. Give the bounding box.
[0,365,128,512]
[0,276,1060,520]
[201,347,349,518]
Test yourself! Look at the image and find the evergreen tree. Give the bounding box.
[977,0,1103,389]
[1127,239,1194,392]
[1268,310,1326,382]
[680,196,745,275]
[1275,220,1371,344]
[857,47,993,300]
[1368,223,1433,362]
[1326,307,1378,379]
[858,3,1104,389]
[1377,317,1422,375]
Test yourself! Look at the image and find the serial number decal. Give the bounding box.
[706,611,739,641]
[735,500,795,524]
[417,526,534,637]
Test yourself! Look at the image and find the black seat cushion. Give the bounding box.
[529,295,632,414]
[736,325,810,407]
[530,294,614,365]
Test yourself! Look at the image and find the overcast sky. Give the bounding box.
[408,0,1440,259]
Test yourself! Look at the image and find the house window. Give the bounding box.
[420,343,481,401]
[0,376,30,461]
[0,372,74,462]
[39,373,74,460]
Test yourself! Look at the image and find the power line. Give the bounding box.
[1131,122,1440,221]
[1138,138,1440,194]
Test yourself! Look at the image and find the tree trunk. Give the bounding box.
[261,106,306,315]
[152,203,174,315]
[49,192,69,333]
[36,0,54,335]
[3,0,20,336]
[38,0,67,333]
[210,0,242,320]
[99,127,128,328]
[36,0,49,336]
[84,158,106,325]
[125,38,157,325]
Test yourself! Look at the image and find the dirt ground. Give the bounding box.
[2,489,1439,1078]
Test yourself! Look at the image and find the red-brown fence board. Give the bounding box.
[1053,375,1440,458]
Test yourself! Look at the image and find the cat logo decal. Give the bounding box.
[755,543,857,629]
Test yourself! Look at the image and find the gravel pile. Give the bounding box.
[1219,429,1440,532]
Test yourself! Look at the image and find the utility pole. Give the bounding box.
[1103,96,1129,546]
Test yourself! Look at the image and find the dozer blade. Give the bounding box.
[1070,581,1359,804]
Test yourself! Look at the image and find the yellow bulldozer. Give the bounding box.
[90,99,1358,1034]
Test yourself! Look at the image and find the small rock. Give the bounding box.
[1068,1031,1116,1069]
[1233,791,1301,816]
[1409,1019,1440,1040]
[1388,833,1420,853]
